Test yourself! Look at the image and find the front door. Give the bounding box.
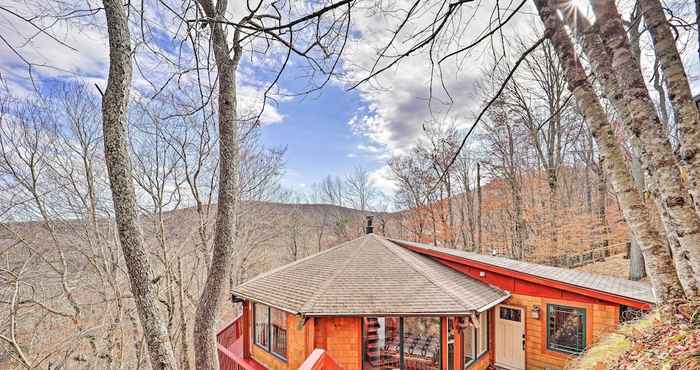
[495,305,525,370]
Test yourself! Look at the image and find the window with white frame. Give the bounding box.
[463,313,488,368]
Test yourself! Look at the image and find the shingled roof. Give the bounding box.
[390,238,655,304]
[232,234,509,316]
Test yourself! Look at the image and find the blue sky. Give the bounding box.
[261,83,378,190]
[0,0,543,200]
[3,1,697,203]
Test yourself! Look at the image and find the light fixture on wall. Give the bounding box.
[531,305,541,320]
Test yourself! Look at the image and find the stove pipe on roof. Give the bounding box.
[365,215,374,234]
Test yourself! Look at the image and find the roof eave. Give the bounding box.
[391,239,655,309]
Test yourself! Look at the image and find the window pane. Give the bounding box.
[463,326,475,367]
[447,318,455,370]
[254,303,269,348]
[499,307,521,322]
[547,305,586,355]
[478,313,488,356]
[363,317,400,370]
[403,317,441,370]
[271,308,287,359]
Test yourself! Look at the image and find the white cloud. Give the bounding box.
[0,0,285,125]
[340,1,537,157]
[368,164,397,198]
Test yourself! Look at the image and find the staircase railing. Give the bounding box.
[217,314,257,370]
[299,349,344,370]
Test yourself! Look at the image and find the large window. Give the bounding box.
[363,317,441,370]
[547,305,586,355]
[463,313,488,368]
[253,303,288,360]
[447,318,455,370]
[254,303,269,348]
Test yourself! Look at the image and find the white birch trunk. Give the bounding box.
[565,2,700,296]
[639,0,700,215]
[533,0,685,301]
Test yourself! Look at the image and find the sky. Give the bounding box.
[1,0,698,203]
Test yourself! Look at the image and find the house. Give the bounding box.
[217,227,653,370]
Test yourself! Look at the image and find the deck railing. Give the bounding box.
[299,349,344,370]
[217,314,257,370]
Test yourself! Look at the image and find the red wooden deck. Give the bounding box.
[217,314,266,370]
[218,337,266,370]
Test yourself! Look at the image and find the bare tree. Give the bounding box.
[100,0,178,368]
[345,165,377,211]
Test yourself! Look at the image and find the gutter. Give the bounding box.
[476,292,512,313]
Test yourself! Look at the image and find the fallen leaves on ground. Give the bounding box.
[568,300,700,370]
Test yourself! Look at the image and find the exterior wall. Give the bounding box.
[314,317,363,370]
[431,257,622,370]
[249,303,313,370]
[503,294,619,370]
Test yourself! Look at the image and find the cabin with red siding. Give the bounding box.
[217,230,653,370]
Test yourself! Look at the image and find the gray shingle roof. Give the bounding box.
[389,239,655,304]
[233,234,509,316]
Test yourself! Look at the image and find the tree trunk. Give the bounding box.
[639,0,700,214]
[547,168,558,256]
[476,162,482,253]
[560,2,699,297]
[534,0,685,302]
[100,1,178,369]
[596,163,608,249]
[511,179,526,260]
[192,1,242,369]
[629,155,647,280]
[590,0,700,293]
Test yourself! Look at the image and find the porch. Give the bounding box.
[217,314,343,370]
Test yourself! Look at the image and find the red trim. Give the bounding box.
[400,244,652,310]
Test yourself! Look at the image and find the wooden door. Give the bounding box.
[495,305,525,370]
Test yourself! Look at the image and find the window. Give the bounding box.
[447,318,455,370]
[403,317,441,370]
[253,303,288,360]
[271,308,288,358]
[547,305,586,355]
[477,313,488,356]
[362,317,441,370]
[254,303,269,348]
[463,322,475,367]
[499,307,521,322]
[463,313,488,369]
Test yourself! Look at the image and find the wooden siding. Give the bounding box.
[250,305,311,370]
[314,317,363,370]
[504,294,619,370]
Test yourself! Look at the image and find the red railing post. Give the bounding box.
[217,314,262,370]
[299,349,344,370]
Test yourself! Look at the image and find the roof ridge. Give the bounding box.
[236,235,363,289]
[300,235,369,313]
[378,237,477,311]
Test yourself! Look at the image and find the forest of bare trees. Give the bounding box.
[0,0,699,369]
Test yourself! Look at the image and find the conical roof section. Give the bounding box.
[233,234,508,316]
